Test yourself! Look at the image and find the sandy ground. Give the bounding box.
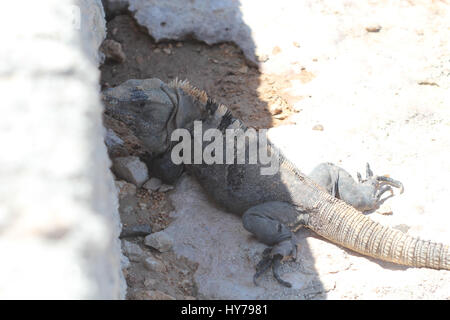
[101,1,450,299]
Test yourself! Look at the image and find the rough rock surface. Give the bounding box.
[144,231,173,253]
[100,39,126,63]
[0,0,125,298]
[127,0,257,64]
[122,240,144,262]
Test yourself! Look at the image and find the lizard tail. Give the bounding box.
[307,194,450,270]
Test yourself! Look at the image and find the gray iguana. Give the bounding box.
[103,78,449,287]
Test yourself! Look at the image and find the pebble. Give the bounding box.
[100,39,126,63]
[112,156,149,187]
[144,231,173,252]
[143,256,167,272]
[272,46,281,55]
[238,65,248,74]
[144,277,157,288]
[312,124,324,131]
[366,24,382,33]
[121,240,144,262]
[158,184,174,193]
[115,180,137,200]
[143,177,163,192]
[258,54,269,62]
[104,128,124,148]
[120,224,152,238]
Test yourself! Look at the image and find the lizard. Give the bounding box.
[102,78,449,288]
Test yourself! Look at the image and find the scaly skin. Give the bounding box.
[103,78,450,287]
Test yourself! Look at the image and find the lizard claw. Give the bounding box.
[376,176,404,194]
[253,241,295,288]
[253,254,292,288]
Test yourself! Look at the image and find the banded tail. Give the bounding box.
[308,192,450,269]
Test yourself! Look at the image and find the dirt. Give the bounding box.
[100,14,309,300]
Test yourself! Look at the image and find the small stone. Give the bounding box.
[144,277,157,288]
[272,46,281,55]
[163,48,172,55]
[143,177,163,192]
[135,55,144,65]
[143,256,166,272]
[120,224,152,238]
[394,224,410,233]
[100,39,126,63]
[112,156,149,187]
[122,240,144,262]
[377,203,393,215]
[274,114,287,120]
[120,253,130,270]
[104,128,124,148]
[238,65,248,73]
[293,41,301,48]
[312,124,324,131]
[158,184,174,193]
[105,129,128,158]
[142,290,176,300]
[144,231,173,252]
[153,48,161,53]
[176,42,183,47]
[115,180,137,200]
[257,54,269,62]
[138,202,147,210]
[366,24,382,33]
[269,104,283,115]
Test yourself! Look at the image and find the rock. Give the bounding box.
[158,184,174,193]
[100,39,126,63]
[144,277,157,288]
[272,46,281,55]
[312,124,324,131]
[120,224,152,238]
[141,290,176,300]
[394,224,410,233]
[128,0,257,64]
[104,128,124,148]
[143,177,163,192]
[115,180,137,200]
[238,65,248,74]
[143,255,166,272]
[366,24,382,33]
[377,203,393,215]
[121,240,144,262]
[120,253,130,270]
[112,156,149,187]
[144,231,173,252]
